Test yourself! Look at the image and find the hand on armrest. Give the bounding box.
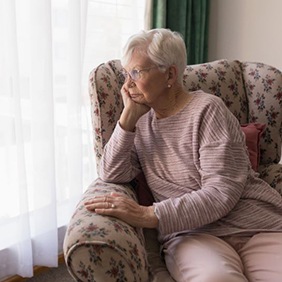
[85,192,159,228]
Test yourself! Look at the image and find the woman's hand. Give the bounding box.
[84,193,158,229]
[119,85,150,132]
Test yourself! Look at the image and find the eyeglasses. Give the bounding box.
[121,66,158,81]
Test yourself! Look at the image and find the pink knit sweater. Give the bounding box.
[100,91,282,243]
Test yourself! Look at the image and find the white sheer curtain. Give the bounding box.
[0,0,146,279]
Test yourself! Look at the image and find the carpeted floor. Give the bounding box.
[26,263,74,282]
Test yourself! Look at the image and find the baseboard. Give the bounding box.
[1,254,65,282]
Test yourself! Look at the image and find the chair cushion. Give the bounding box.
[241,123,266,171]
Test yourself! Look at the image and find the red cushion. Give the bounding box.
[241,123,266,171]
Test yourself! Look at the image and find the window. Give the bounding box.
[0,0,146,278]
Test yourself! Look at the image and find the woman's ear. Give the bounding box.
[167,65,178,85]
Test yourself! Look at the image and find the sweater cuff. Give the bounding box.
[153,200,181,237]
[113,121,136,144]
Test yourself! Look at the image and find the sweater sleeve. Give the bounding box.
[154,96,252,237]
[99,122,141,183]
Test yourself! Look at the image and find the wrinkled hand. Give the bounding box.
[84,193,158,229]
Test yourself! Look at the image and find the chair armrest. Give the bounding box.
[63,178,149,281]
[258,163,282,196]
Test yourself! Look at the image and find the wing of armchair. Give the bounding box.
[63,59,282,281]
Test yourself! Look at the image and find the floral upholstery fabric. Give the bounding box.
[64,59,282,281]
[259,163,282,196]
[89,60,125,169]
[64,178,149,281]
[242,62,282,165]
[184,60,249,124]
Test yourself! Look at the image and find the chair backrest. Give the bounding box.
[89,59,282,173]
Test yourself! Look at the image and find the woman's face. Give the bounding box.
[123,51,169,107]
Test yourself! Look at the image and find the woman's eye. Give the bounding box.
[131,70,139,78]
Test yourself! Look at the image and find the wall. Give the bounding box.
[208,0,282,70]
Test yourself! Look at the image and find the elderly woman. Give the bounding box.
[85,29,282,282]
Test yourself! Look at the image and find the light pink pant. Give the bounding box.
[163,232,282,282]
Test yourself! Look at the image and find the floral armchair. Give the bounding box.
[64,59,282,281]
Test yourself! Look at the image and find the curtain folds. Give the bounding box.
[0,0,146,279]
[152,0,210,64]
[0,0,90,278]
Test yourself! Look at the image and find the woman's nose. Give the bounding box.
[125,78,135,88]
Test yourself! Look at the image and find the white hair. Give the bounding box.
[121,28,187,84]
